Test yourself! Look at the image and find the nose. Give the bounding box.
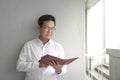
[47,29,52,33]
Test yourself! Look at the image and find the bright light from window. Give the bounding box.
[105,0,120,48]
[87,0,104,56]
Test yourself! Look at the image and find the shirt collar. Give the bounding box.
[36,37,52,46]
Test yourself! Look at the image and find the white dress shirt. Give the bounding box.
[16,37,67,80]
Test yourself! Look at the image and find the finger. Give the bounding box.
[49,61,56,66]
[51,61,56,65]
[48,62,53,65]
[56,61,59,65]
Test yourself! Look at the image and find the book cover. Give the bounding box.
[39,54,78,65]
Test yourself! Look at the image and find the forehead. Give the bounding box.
[43,20,55,26]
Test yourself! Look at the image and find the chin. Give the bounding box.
[46,37,51,40]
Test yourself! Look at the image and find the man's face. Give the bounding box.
[39,20,55,40]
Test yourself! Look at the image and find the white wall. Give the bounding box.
[0,0,85,80]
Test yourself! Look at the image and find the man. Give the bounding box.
[16,14,67,80]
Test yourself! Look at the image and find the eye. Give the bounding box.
[51,27,56,30]
[42,26,56,31]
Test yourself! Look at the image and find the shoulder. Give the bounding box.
[23,38,38,47]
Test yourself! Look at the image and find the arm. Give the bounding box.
[48,61,64,74]
[16,43,40,72]
[58,45,67,74]
[49,45,67,75]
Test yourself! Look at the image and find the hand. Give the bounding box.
[39,63,48,68]
[48,61,63,73]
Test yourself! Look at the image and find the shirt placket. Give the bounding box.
[41,43,48,80]
[41,44,45,80]
[42,43,48,56]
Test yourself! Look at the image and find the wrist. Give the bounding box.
[56,70,62,74]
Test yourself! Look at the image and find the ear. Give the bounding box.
[38,25,41,30]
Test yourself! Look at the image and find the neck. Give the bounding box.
[39,36,49,45]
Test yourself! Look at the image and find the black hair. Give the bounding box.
[38,14,56,26]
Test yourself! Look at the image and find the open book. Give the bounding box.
[39,54,78,65]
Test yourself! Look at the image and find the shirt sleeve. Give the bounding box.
[16,43,40,72]
[57,44,67,75]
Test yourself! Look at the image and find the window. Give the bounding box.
[86,0,105,56]
[105,0,120,48]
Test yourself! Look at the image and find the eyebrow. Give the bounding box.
[42,25,55,28]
